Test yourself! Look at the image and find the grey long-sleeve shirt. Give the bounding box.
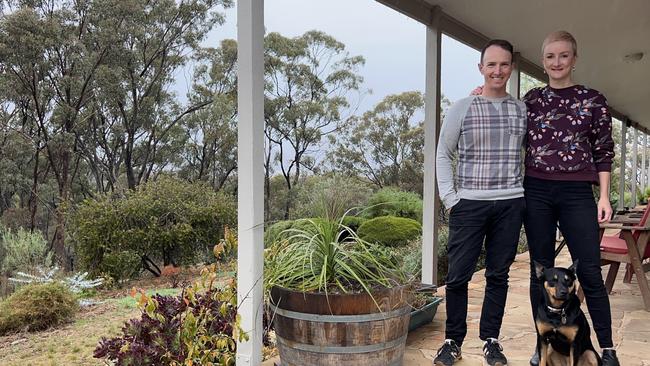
[436,94,527,209]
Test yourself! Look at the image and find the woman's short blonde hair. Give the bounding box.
[542,31,578,56]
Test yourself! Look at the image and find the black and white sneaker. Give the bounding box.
[433,339,462,366]
[529,349,539,366]
[602,349,620,366]
[483,338,508,366]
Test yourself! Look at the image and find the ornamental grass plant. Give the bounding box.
[264,217,408,295]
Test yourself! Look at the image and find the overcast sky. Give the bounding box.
[174,0,486,113]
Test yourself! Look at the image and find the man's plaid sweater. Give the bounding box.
[436,94,527,209]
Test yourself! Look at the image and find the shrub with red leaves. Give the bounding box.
[94,289,236,366]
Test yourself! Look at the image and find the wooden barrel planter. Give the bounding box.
[269,285,412,366]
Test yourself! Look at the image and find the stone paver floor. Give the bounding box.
[404,249,650,365]
[263,248,650,365]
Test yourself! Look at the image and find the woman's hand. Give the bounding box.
[597,197,613,223]
[470,86,483,96]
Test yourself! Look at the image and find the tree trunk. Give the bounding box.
[53,149,72,271]
[29,148,40,232]
[142,255,161,277]
[125,132,136,190]
[282,172,293,220]
[264,138,272,222]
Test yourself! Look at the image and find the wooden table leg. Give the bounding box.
[622,231,650,311]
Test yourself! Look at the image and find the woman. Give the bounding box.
[523,31,618,366]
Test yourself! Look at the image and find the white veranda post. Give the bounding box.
[632,128,639,206]
[236,0,265,364]
[422,8,442,285]
[619,121,627,211]
[642,133,647,194]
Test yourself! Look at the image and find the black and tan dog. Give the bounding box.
[533,261,601,366]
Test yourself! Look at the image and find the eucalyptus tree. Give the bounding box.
[0,0,232,268]
[329,91,450,195]
[264,31,365,218]
[82,0,233,191]
[0,1,113,268]
[178,39,238,191]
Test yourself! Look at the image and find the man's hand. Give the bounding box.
[597,197,613,223]
[470,86,483,96]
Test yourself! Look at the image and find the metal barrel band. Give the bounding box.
[269,302,410,323]
[277,359,403,366]
[276,334,407,355]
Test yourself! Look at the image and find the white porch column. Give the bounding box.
[509,52,521,99]
[422,7,442,285]
[236,0,264,364]
[632,128,638,207]
[642,134,647,193]
[619,121,627,211]
[644,139,650,188]
[639,131,648,193]
[644,135,650,187]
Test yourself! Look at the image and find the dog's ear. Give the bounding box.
[533,261,545,279]
[568,260,579,275]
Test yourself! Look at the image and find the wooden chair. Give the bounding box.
[605,206,650,280]
[599,206,650,311]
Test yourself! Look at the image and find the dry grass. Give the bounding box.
[0,300,139,366]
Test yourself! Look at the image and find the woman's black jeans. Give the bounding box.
[524,176,613,348]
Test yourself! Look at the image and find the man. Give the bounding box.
[433,39,526,366]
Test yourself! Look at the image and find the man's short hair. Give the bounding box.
[480,39,514,64]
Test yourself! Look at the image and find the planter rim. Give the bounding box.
[269,283,412,300]
[269,284,413,315]
[411,295,443,313]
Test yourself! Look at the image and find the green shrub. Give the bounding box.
[634,189,643,203]
[363,187,423,221]
[357,216,422,247]
[517,228,528,254]
[616,192,633,208]
[291,174,374,219]
[0,227,52,274]
[70,177,237,277]
[394,226,528,285]
[267,218,329,246]
[266,216,367,248]
[290,218,328,234]
[391,226,450,285]
[340,216,366,233]
[0,282,78,335]
[264,220,294,247]
[392,226,449,283]
[99,251,142,286]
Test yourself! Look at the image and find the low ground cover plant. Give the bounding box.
[8,266,104,307]
[0,282,78,335]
